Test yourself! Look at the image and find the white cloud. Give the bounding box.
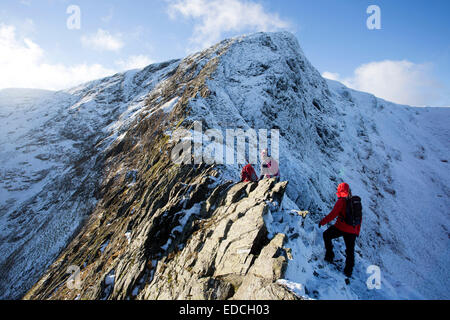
[0,24,115,90]
[115,55,154,71]
[81,29,124,52]
[323,60,445,107]
[168,0,290,51]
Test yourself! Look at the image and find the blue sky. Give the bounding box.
[0,0,449,106]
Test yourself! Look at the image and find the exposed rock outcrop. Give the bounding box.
[139,178,298,300]
[25,173,298,300]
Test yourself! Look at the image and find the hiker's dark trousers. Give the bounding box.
[323,226,357,275]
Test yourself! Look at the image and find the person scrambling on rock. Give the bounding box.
[259,149,280,181]
[319,182,362,278]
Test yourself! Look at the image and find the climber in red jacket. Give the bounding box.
[240,163,258,182]
[319,182,361,278]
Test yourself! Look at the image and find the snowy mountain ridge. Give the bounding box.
[0,60,181,298]
[177,32,449,299]
[0,31,448,300]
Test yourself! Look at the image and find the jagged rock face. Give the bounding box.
[139,179,297,300]
[25,173,298,300]
[24,36,299,300]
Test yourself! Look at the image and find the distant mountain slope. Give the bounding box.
[0,88,54,106]
[1,32,448,300]
[0,61,181,299]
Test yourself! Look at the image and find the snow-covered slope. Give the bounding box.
[1,32,448,300]
[0,88,54,106]
[0,61,180,299]
[270,82,450,299]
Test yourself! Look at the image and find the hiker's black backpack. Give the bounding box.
[344,196,362,227]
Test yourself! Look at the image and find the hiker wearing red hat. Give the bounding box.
[319,183,363,278]
[240,163,258,182]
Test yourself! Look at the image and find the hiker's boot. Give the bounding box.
[324,252,334,263]
[344,267,353,278]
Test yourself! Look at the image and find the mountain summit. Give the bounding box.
[0,32,448,300]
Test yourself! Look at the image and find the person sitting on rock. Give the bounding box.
[240,162,258,182]
[259,149,280,181]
